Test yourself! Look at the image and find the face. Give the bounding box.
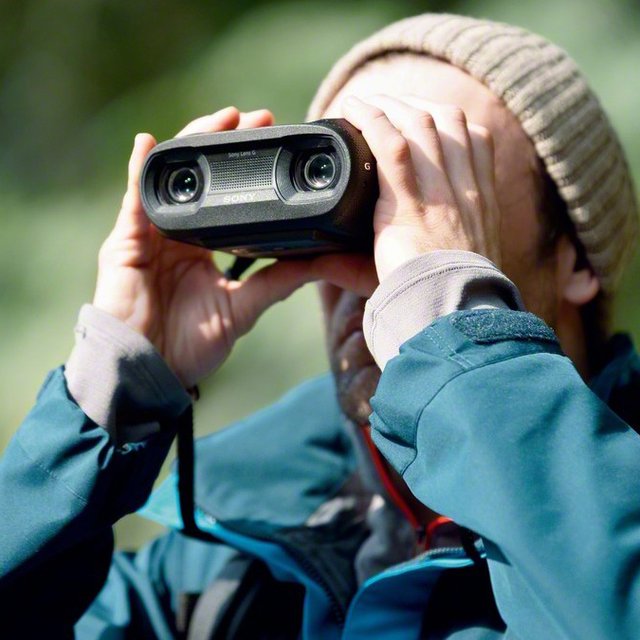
[318,55,560,426]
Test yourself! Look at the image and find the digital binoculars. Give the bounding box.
[139,119,378,258]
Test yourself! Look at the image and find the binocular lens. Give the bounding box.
[167,167,200,203]
[303,153,336,190]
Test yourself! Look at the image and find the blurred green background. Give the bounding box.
[1,0,639,549]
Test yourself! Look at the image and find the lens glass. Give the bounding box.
[303,153,336,190]
[167,167,200,203]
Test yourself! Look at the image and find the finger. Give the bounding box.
[227,259,318,335]
[427,104,484,249]
[175,106,241,137]
[113,132,157,237]
[398,96,489,251]
[237,109,275,129]
[309,253,378,297]
[362,95,454,206]
[469,124,501,265]
[468,124,496,197]
[402,97,482,213]
[229,254,377,335]
[341,96,420,211]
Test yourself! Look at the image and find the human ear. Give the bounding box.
[556,235,600,306]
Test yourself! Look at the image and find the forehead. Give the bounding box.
[322,54,544,282]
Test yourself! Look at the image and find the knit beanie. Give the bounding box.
[307,14,638,293]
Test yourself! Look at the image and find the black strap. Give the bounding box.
[224,257,255,281]
[175,410,304,639]
[176,405,221,543]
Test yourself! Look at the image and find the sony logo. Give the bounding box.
[223,192,257,204]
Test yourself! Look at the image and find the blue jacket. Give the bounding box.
[2,310,640,638]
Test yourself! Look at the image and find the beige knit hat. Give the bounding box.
[307,13,639,292]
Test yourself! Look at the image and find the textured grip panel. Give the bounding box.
[209,155,275,192]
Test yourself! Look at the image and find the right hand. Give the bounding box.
[93,107,376,389]
[342,95,502,283]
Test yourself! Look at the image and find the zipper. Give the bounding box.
[380,545,468,575]
[281,542,347,627]
[420,546,467,560]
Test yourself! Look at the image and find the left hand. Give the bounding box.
[342,95,502,283]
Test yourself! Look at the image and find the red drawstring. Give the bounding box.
[425,515,454,549]
[361,429,421,532]
[361,429,453,551]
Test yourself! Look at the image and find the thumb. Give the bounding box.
[228,253,378,336]
[113,133,157,239]
[228,259,318,335]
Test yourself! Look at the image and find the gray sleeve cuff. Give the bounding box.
[65,304,191,443]
[363,250,524,370]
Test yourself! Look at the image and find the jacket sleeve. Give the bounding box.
[369,308,640,639]
[0,305,197,636]
[0,367,180,636]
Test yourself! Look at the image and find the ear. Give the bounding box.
[556,235,600,306]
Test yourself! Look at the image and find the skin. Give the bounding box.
[93,54,599,531]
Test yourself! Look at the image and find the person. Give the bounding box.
[1,12,639,639]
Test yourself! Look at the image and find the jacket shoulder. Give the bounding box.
[145,375,357,531]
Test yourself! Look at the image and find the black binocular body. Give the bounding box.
[140,119,378,258]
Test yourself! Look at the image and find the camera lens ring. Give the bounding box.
[302,153,336,191]
[166,166,201,204]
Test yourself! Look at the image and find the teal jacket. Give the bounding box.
[2,310,640,638]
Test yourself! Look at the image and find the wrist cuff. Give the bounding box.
[363,251,524,370]
[65,304,191,442]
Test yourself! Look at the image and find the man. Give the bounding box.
[1,13,639,639]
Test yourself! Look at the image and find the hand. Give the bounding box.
[342,95,501,283]
[93,107,377,388]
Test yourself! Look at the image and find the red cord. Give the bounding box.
[361,429,455,550]
[425,515,454,548]
[361,428,421,531]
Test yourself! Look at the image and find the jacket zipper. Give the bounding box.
[281,542,347,626]
[375,545,468,577]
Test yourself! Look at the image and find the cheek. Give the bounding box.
[493,129,542,276]
[500,239,535,291]
[496,191,561,324]
[501,239,559,326]
[519,263,559,328]
[495,177,543,293]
